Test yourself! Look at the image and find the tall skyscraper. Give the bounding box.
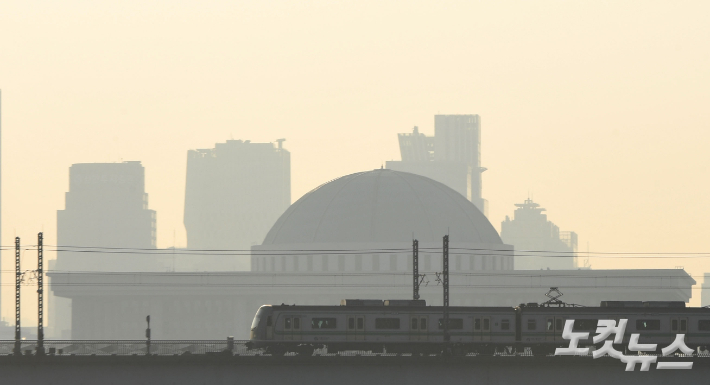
[184,139,290,271]
[500,198,578,270]
[56,161,157,271]
[386,115,487,215]
[53,161,158,338]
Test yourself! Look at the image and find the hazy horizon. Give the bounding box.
[1,0,709,322]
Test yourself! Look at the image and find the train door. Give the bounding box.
[292,316,302,341]
[266,315,274,339]
[283,316,293,340]
[410,316,428,341]
[473,317,481,341]
[482,317,491,342]
[347,315,365,341]
[546,317,565,342]
[671,317,688,335]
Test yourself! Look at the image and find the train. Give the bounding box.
[248,299,710,356]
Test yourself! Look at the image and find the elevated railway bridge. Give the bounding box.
[1,340,709,385]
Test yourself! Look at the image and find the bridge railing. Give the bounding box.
[0,340,263,356]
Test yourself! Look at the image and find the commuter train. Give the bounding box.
[248,299,710,356]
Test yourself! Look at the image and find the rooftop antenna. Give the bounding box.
[275,138,286,149]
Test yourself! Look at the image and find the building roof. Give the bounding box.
[261,169,502,245]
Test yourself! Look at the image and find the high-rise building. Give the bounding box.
[183,139,290,271]
[386,115,487,215]
[56,161,157,269]
[52,161,158,338]
[500,198,578,270]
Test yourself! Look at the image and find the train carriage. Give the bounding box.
[249,299,710,356]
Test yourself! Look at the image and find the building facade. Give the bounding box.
[52,161,159,338]
[183,139,290,271]
[386,115,487,216]
[500,198,578,270]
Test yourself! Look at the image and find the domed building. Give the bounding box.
[251,169,513,273]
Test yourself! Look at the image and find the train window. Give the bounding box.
[474,319,481,330]
[483,318,490,331]
[636,319,660,331]
[357,318,364,329]
[293,318,300,329]
[671,319,678,332]
[546,319,553,331]
[411,318,418,329]
[266,316,272,327]
[421,318,427,329]
[699,320,710,331]
[501,319,510,330]
[348,318,355,330]
[311,318,337,329]
[573,319,597,331]
[527,319,536,330]
[555,319,563,331]
[285,318,292,329]
[680,319,687,332]
[437,318,463,330]
[375,318,401,329]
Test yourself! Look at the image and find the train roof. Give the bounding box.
[261,304,710,314]
[265,305,516,312]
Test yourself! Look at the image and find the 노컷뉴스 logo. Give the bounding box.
[554,319,693,371]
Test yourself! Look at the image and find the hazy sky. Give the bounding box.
[1,0,709,320]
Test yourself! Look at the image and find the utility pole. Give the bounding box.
[413,239,419,300]
[14,237,21,356]
[443,235,450,343]
[36,232,44,356]
[146,315,151,355]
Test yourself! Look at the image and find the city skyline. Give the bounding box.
[0,0,709,321]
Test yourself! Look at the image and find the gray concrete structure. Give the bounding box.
[48,268,695,340]
[184,139,290,271]
[703,273,710,307]
[49,169,698,340]
[52,161,160,338]
[387,115,487,216]
[2,355,710,385]
[501,198,578,270]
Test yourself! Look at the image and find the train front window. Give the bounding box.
[474,319,481,330]
[293,318,300,329]
[555,319,563,331]
[636,319,660,331]
[348,318,355,330]
[251,306,268,330]
[671,319,678,331]
[357,318,364,329]
[285,317,292,329]
[411,318,418,329]
[546,319,553,331]
[421,318,427,329]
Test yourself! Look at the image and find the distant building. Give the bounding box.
[501,198,578,270]
[386,115,487,215]
[183,139,290,271]
[50,170,698,339]
[52,161,159,338]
